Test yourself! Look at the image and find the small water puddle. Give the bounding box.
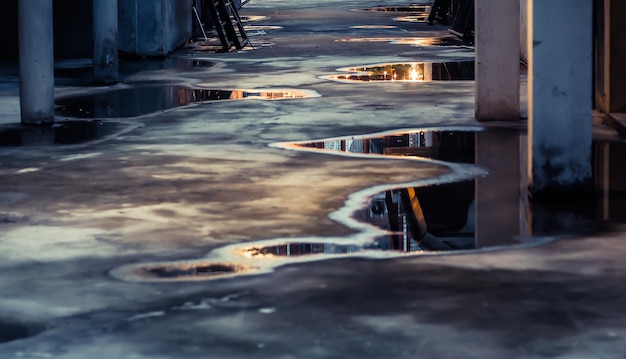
[54,57,217,86]
[322,61,475,82]
[55,87,320,119]
[0,319,45,344]
[337,37,472,47]
[137,263,256,281]
[356,5,432,13]
[394,15,428,23]
[350,25,399,30]
[0,120,139,146]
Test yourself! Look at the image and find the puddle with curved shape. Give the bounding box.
[55,87,320,119]
[350,25,399,29]
[0,120,139,147]
[394,15,428,23]
[133,262,256,281]
[322,61,475,82]
[337,36,472,47]
[113,127,626,282]
[0,319,45,344]
[356,5,431,13]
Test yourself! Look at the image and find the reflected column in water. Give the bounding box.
[595,142,626,222]
[21,127,56,146]
[475,130,525,247]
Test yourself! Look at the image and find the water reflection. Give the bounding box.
[323,62,475,82]
[357,5,432,13]
[0,120,135,146]
[337,37,471,47]
[265,128,626,256]
[394,15,428,23]
[112,129,626,282]
[55,87,319,119]
[296,129,475,163]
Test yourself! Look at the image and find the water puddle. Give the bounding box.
[350,25,399,30]
[240,15,270,22]
[0,319,44,344]
[134,262,256,281]
[322,61,474,83]
[114,127,626,282]
[356,5,431,13]
[337,36,472,47]
[394,15,428,23]
[353,5,431,23]
[0,120,139,147]
[244,25,283,36]
[55,87,320,119]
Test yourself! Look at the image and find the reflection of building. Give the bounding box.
[300,130,474,163]
[330,62,475,83]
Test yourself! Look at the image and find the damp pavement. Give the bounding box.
[1,0,626,358]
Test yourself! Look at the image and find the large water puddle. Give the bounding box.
[322,61,475,82]
[355,5,431,13]
[0,319,45,344]
[0,120,139,147]
[55,87,320,119]
[355,4,431,22]
[112,127,626,282]
[336,36,473,47]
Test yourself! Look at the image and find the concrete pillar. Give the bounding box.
[527,0,593,194]
[18,0,55,126]
[93,0,119,84]
[475,0,520,121]
[596,0,626,112]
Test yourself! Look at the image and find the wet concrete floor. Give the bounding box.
[0,0,625,358]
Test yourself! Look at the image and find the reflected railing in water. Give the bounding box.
[322,62,475,83]
[55,87,320,119]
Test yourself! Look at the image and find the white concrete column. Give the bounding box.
[93,0,119,84]
[475,0,520,121]
[18,0,55,125]
[528,0,593,194]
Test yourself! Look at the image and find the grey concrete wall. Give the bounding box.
[120,0,192,57]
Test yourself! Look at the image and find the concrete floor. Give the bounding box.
[1,0,625,358]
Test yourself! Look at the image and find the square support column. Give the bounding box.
[475,0,520,121]
[528,0,593,195]
[18,0,54,125]
[93,0,119,84]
